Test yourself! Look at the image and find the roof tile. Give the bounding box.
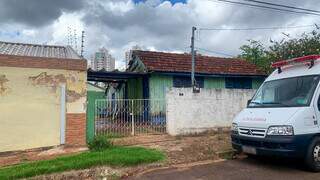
[133,50,266,76]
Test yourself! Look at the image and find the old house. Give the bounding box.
[86,50,266,138]
[126,50,266,100]
[0,41,87,152]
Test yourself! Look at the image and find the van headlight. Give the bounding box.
[231,123,238,133]
[267,125,294,136]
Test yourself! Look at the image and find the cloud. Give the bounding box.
[81,0,320,65]
[82,0,197,63]
[0,0,85,27]
[1,0,320,69]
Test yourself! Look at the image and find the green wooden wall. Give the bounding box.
[127,78,143,99]
[204,77,225,89]
[120,74,263,118]
[149,74,173,114]
[148,75,262,101]
[149,74,173,100]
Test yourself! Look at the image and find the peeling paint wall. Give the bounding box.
[0,66,86,152]
[27,70,87,113]
[28,72,86,104]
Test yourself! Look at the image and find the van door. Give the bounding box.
[312,82,320,131]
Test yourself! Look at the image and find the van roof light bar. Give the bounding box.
[271,55,320,73]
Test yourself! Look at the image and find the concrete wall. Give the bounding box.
[0,66,86,152]
[166,88,255,135]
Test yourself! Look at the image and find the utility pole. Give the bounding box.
[191,26,199,92]
[80,31,85,58]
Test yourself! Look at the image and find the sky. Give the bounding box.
[0,0,319,69]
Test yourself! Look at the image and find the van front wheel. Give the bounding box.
[305,137,320,172]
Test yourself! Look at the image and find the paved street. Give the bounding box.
[128,157,319,180]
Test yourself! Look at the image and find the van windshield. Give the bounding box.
[249,75,320,108]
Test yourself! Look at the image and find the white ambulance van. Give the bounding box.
[231,55,320,171]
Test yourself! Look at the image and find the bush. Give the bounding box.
[88,135,113,151]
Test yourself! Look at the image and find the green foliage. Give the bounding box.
[0,147,165,179]
[239,29,320,74]
[239,40,272,73]
[88,135,113,151]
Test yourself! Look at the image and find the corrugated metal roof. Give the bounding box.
[0,41,81,59]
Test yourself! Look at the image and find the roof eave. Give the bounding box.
[149,70,267,78]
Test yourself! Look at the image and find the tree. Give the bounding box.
[239,29,320,74]
[239,40,271,73]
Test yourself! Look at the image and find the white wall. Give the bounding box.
[166,88,255,135]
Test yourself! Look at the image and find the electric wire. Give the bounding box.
[198,24,316,31]
[208,0,320,16]
[242,0,320,14]
[195,47,235,57]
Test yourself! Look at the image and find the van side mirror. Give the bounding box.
[318,98,320,111]
[247,99,252,107]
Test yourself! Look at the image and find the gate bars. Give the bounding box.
[95,99,166,136]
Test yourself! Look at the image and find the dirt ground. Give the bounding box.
[32,132,232,179]
[114,132,232,165]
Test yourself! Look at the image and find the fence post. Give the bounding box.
[60,84,66,145]
[131,99,135,136]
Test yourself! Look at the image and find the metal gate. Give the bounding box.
[95,99,166,136]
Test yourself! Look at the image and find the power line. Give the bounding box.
[199,24,316,31]
[183,46,234,57]
[194,24,318,58]
[243,0,320,14]
[209,0,320,16]
[195,47,235,57]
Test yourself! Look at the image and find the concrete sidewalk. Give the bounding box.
[127,157,319,180]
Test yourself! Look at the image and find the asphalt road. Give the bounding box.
[128,157,320,180]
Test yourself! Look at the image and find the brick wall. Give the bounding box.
[0,54,87,71]
[66,113,86,146]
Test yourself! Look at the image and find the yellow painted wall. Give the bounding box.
[0,66,86,152]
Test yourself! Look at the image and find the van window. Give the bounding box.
[249,75,320,108]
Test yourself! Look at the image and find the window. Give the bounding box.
[225,77,252,89]
[249,75,320,108]
[173,76,204,88]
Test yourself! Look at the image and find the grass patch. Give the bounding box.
[0,146,165,179]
